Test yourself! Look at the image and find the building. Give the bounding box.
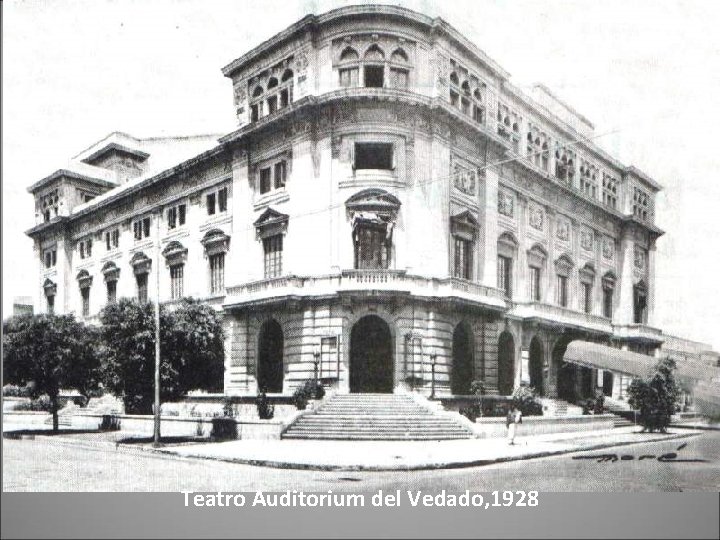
[26,5,713,405]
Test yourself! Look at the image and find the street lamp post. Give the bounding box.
[153,212,162,447]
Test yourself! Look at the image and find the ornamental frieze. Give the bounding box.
[453,164,477,196]
[634,246,647,271]
[555,216,571,242]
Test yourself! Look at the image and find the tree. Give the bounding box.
[627,356,681,433]
[98,298,225,414]
[3,314,100,431]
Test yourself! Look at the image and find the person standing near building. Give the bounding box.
[506,405,522,445]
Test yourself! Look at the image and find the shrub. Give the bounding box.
[292,379,325,410]
[2,384,32,398]
[222,397,236,418]
[12,395,53,412]
[469,380,486,396]
[210,417,237,440]
[512,385,543,416]
[581,390,605,415]
[255,391,275,420]
[459,404,482,422]
[99,414,121,431]
[627,357,680,433]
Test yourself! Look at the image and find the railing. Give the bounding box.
[511,301,613,332]
[612,323,664,341]
[225,271,507,308]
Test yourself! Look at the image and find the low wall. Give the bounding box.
[473,414,615,438]
[3,411,51,425]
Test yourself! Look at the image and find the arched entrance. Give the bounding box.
[257,319,284,393]
[350,315,394,393]
[529,337,544,396]
[554,338,575,402]
[451,322,474,395]
[498,331,515,396]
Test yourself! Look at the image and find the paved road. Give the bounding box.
[3,431,719,492]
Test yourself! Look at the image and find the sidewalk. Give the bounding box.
[153,426,703,471]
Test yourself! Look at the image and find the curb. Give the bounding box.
[7,429,703,472]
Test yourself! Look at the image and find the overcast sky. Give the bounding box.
[3,0,719,350]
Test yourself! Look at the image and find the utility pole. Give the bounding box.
[153,211,162,447]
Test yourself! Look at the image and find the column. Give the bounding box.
[516,194,528,300]
[647,239,658,326]
[479,164,499,287]
[616,226,635,324]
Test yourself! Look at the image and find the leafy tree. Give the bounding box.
[3,314,100,431]
[98,298,224,414]
[627,357,681,433]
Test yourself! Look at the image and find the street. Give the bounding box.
[3,431,719,492]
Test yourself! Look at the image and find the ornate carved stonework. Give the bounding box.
[556,216,570,242]
[498,190,514,218]
[602,236,614,260]
[580,228,594,252]
[453,164,477,196]
[529,203,544,231]
[634,246,647,271]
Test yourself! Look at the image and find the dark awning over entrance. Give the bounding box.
[564,341,657,379]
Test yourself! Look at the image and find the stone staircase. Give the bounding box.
[539,398,583,417]
[603,397,637,428]
[282,393,474,440]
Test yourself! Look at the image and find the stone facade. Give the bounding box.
[26,6,678,402]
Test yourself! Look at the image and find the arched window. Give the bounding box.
[363,45,385,88]
[390,48,408,63]
[497,232,518,298]
[364,44,385,61]
[389,48,410,89]
[449,71,460,86]
[281,69,293,82]
[267,77,278,90]
[554,254,574,308]
[340,47,359,62]
[252,86,263,98]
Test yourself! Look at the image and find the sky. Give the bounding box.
[3,0,720,350]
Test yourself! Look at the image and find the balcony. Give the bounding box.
[509,301,613,335]
[612,323,664,344]
[224,270,507,311]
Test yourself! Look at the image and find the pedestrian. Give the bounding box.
[506,404,522,445]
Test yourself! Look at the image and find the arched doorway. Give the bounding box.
[498,331,515,396]
[350,315,394,393]
[257,319,284,393]
[554,338,575,402]
[451,322,474,395]
[529,337,544,396]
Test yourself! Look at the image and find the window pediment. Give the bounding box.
[102,261,120,282]
[43,278,57,296]
[130,251,152,275]
[253,208,288,240]
[527,244,548,268]
[162,241,188,266]
[497,231,518,258]
[76,269,93,288]
[555,254,574,277]
[579,262,596,284]
[451,210,479,240]
[345,189,401,214]
[602,271,617,290]
[201,228,231,255]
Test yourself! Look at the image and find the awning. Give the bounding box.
[564,341,657,379]
[673,359,720,385]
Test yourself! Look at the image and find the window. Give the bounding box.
[133,217,151,241]
[529,266,541,301]
[449,71,486,124]
[555,148,576,185]
[633,284,648,324]
[497,103,521,152]
[364,65,384,88]
[390,68,409,88]
[259,167,272,194]
[453,237,473,280]
[206,192,217,215]
[267,95,278,115]
[274,161,287,190]
[80,286,90,317]
[250,103,260,122]
[603,286,613,319]
[218,187,228,212]
[136,273,148,304]
[105,229,119,251]
[602,173,619,209]
[170,264,184,300]
[339,67,359,88]
[354,226,389,270]
[39,189,59,222]
[79,238,92,259]
[581,282,592,314]
[632,187,650,221]
[527,127,550,171]
[263,235,283,278]
[354,143,393,170]
[46,294,55,314]
[43,247,57,269]
[167,204,186,230]
[106,280,117,304]
[556,275,569,307]
[248,69,293,123]
[497,255,512,298]
[579,161,599,199]
[209,252,225,294]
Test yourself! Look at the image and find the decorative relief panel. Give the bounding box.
[528,202,545,231]
[580,227,594,252]
[453,164,477,196]
[555,215,571,242]
[602,236,615,260]
[498,190,515,218]
[634,246,647,271]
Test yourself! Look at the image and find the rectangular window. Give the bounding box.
[529,266,541,302]
[473,105,485,124]
[460,97,471,115]
[79,239,92,259]
[44,248,57,268]
[633,187,650,221]
[106,229,119,250]
[133,221,142,240]
[263,235,283,278]
[274,161,287,189]
[167,207,177,229]
[581,282,593,314]
[390,68,409,89]
[450,90,459,108]
[218,187,228,212]
[209,252,225,294]
[106,280,117,304]
[497,255,512,298]
[267,95,278,115]
[46,294,55,314]
[259,167,272,194]
[142,217,150,238]
[364,65,384,88]
[556,275,569,307]
[206,193,216,215]
[279,88,289,108]
[354,143,393,170]
[170,265,184,300]
[134,218,151,240]
[633,286,648,324]
[136,273,148,304]
[339,67,359,88]
[81,287,90,317]
[453,237,473,280]
[354,226,389,270]
[603,287,613,319]
[250,103,260,122]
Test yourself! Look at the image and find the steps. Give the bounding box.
[539,398,584,417]
[603,397,637,428]
[283,393,474,440]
